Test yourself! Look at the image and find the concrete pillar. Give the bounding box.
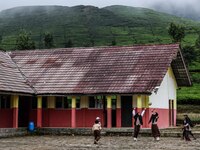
[116,95,121,128]
[143,95,150,128]
[106,96,112,128]
[11,95,19,128]
[71,96,76,128]
[37,96,42,128]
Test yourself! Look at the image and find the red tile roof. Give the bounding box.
[0,51,35,94]
[7,44,191,95]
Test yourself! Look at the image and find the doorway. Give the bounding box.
[169,99,174,126]
[112,99,116,127]
[121,96,132,127]
[18,96,31,127]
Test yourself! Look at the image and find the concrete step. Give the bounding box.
[38,127,200,137]
[1,127,200,138]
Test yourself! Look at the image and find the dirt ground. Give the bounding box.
[0,135,199,150]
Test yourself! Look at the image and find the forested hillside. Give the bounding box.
[0,5,199,49]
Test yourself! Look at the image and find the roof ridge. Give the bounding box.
[8,43,180,53]
[6,52,37,94]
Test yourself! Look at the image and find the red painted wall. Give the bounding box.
[0,109,13,128]
[39,107,173,128]
[42,109,49,127]
[143,108,150,128]
[42,109,71,127]
[116,108,121,127]
[29,109,37,125]
[76,109,104,127]
[132,108,172,129]
[143,108,170,129]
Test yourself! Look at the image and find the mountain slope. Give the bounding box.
[0,5,199,50]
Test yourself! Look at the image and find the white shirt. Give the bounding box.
[132,109,145,117]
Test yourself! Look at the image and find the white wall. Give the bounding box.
[149,67,178,109]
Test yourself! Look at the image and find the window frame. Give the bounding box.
[0,95,11,109]
[55,96,80,109]
[88,96,103,109]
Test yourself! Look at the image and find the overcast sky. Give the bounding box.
[0,0,199,11]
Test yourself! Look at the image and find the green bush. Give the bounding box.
[177,84,200,104]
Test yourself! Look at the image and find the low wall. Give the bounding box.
[0,128,27,138]
[0,127,199,138]
[38,128,184,137]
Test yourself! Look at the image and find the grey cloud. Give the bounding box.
[0,0,199,12]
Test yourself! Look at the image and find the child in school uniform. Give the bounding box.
[183,114,196,141]
[92,120,102,144]
[149,110,160,141]
[96,117,101,126]
[132,108,146,141]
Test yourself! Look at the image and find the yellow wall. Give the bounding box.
[137,95,142,108]
[80,96,88,108]
[47,96,55,108]
[117,95,121,108]
[37,96,42,108]
[72,96,76,108]
[132,95,149,108]
[11,95,19,108]
[168,67,178,91]
[106,96,112,108]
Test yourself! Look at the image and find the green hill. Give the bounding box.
[0,5,199,50]
[0,5,199,102]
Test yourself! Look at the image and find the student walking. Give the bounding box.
[183,114,196,141]
[149,110,160,141]
[132,108,146,141]
[92,120,102,144]
[96,117,101,126]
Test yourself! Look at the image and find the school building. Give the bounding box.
[0,44,191,129]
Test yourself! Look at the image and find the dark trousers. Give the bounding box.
[183,129,195,140]
[94,130,101,142]
[133,125,141,138]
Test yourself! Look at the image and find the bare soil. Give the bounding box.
[0,135,199,150]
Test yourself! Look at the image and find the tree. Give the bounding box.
[168,22,185,43]
[43,32,54,49]
[111,39,116,46]
[181,45,196,64]
[64,39,73,48]
[16,29,35,50]
[0,35,2,50]
[0,35,2,44]
[195,34,200,50]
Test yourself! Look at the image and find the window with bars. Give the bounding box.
[55,96,80,109]
[0,95,11,109]
[89,96,103,109]
[42,97,47,108]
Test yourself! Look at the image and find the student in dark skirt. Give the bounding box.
[183,114,196,141]
[132,108,146,141]
[149,110,160,141]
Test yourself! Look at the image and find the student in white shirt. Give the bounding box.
[132,108,146,141]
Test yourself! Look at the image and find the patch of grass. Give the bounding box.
[177,84,200,103]
[177,104,200,113]
[177,113,200,125]
[177,104,200,125]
